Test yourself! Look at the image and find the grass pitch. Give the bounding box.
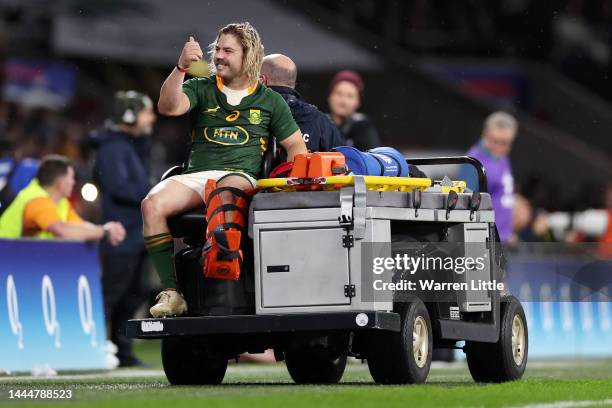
[1,340,610,408]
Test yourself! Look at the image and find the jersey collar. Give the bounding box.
[215,75,258,95]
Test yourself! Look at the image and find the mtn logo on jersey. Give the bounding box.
[204,126,250,145]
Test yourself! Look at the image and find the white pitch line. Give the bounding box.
[226,364,287,374]
[0,365,291,381]
[0,370,165,381]
[506,399,612,408]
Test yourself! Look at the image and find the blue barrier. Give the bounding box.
[0,239,107,372]
[505,257,612,357]
[1,239,609,369]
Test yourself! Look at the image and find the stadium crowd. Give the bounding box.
[311,0,612,102]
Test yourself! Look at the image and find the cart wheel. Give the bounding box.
[367,299,432,384]
[465,295,528,383]
[284,346,347,384]
[161,337,228,385]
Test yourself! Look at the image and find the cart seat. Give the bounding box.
[168,208,206,240]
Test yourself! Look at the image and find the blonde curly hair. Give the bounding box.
[208,22,265,84]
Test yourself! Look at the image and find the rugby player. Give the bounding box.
[144,22,307,317]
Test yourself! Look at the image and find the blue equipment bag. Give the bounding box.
[334,146,408,177]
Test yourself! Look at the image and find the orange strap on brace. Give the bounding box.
[201,180,251,280]
[203,180,249,236]
[289,152,347,178]
[308,152,347,177]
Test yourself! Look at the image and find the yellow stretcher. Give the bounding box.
[256,176,466,193]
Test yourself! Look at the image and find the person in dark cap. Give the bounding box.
[328,70,381,150]
[91,90,156,367]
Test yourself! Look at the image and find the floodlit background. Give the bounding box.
[0,0,610,397]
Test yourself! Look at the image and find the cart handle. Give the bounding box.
[407,156,488,193]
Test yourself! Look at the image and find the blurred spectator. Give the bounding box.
[512,182,612,248]
[261,54,342,155]
[56,121,86,166]
[461,111,517,241]
[92,91,155,368]
[512,193,554,242]
[0,138,40,214]
[0,154,125,242]
[328,70,381,150]
[511,194,532,242]
[521,176,562,213]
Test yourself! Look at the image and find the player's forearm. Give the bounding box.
[280,132,308,162]
[49,222,105,242]
[158,68,187,115]
[286,143,307,162]
[284,136,308,162]
[64,222,105,241]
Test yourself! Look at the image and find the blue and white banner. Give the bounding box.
[0,239,106,373]
[505,255,612,357]
[3,58,76,110]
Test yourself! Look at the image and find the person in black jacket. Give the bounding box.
[261,54,342,155]
[92,91,156,367]
[328,70,381,151]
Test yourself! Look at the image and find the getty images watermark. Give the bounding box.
[360,242,612,303]
[372,252,504,292]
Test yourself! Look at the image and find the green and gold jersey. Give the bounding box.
[182,75,299,178]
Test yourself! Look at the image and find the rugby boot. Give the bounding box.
[149,289,188,318]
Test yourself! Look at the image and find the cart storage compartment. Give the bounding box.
[455,223,492,312]
[252,180,496,315]
[259,227,351,308]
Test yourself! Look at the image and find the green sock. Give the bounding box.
[145,233,176,289]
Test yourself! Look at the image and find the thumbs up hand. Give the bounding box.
[178,36,203,70]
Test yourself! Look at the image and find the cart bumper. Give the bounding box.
[127,311,400,339]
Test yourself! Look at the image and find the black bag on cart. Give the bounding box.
[174,241,255,316]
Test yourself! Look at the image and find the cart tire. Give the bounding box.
[284,347,347,384]
[161,337,228,385]
[465,295,528,383]
[367,299,433,384]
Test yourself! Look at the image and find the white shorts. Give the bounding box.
[166,170,257,196]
